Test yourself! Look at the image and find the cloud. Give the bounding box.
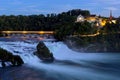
[107,1,120,5]
[97,0,120,5]
[87,2,99,6]
[0,0,119,17]
[0,8,6,11]
[104,7,119,11]
[10,0,22,5]
[26,5,37,8]
[15,7,56,15]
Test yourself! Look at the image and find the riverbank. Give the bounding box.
[64,33,120,53]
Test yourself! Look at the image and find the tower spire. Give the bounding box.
[110,10,112,20]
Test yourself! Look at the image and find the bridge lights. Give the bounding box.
[39,31,44,34]
[22,31,27,34]
[6,31,11,34]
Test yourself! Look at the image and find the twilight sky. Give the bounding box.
[0,0,120,17]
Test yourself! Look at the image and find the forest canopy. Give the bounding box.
[0,9,90,31]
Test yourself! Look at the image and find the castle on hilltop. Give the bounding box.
[76,11,116,27]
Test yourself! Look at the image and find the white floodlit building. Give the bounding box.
[76,15,85,22]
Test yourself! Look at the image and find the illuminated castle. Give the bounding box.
[76,10,116,27]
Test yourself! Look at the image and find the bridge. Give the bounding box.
[1,31,55,40]
[1,31,54,34]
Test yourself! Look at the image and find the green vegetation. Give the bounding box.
[0,9,90,31]
[65,21,120,52]
[54,21,98,40]
[101,21,120,34]
[68,33,120,52]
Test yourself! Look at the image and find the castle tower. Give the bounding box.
[110,10,112,20]
[109,10,116,24]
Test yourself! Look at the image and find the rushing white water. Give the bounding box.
[0,40,120,80]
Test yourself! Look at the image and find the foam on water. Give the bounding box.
[0,41,120,80]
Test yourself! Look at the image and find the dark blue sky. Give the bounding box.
[0,0,120,17]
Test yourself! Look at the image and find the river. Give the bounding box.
[0,37,120,80]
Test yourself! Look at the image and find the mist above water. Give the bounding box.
[0,38,120,80]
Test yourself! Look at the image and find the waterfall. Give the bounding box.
[0,40,120,80]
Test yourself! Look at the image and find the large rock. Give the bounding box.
[35,42,54,62]
[0,48,24,67]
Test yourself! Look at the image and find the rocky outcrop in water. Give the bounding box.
[35,42,54,62]
[0,48,24,67]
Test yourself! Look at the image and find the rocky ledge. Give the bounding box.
[34,42,54,62]
[0,48,24,67]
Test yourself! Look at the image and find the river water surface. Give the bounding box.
[0,37,120,80]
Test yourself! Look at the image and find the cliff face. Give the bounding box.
[65,34,120,53]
